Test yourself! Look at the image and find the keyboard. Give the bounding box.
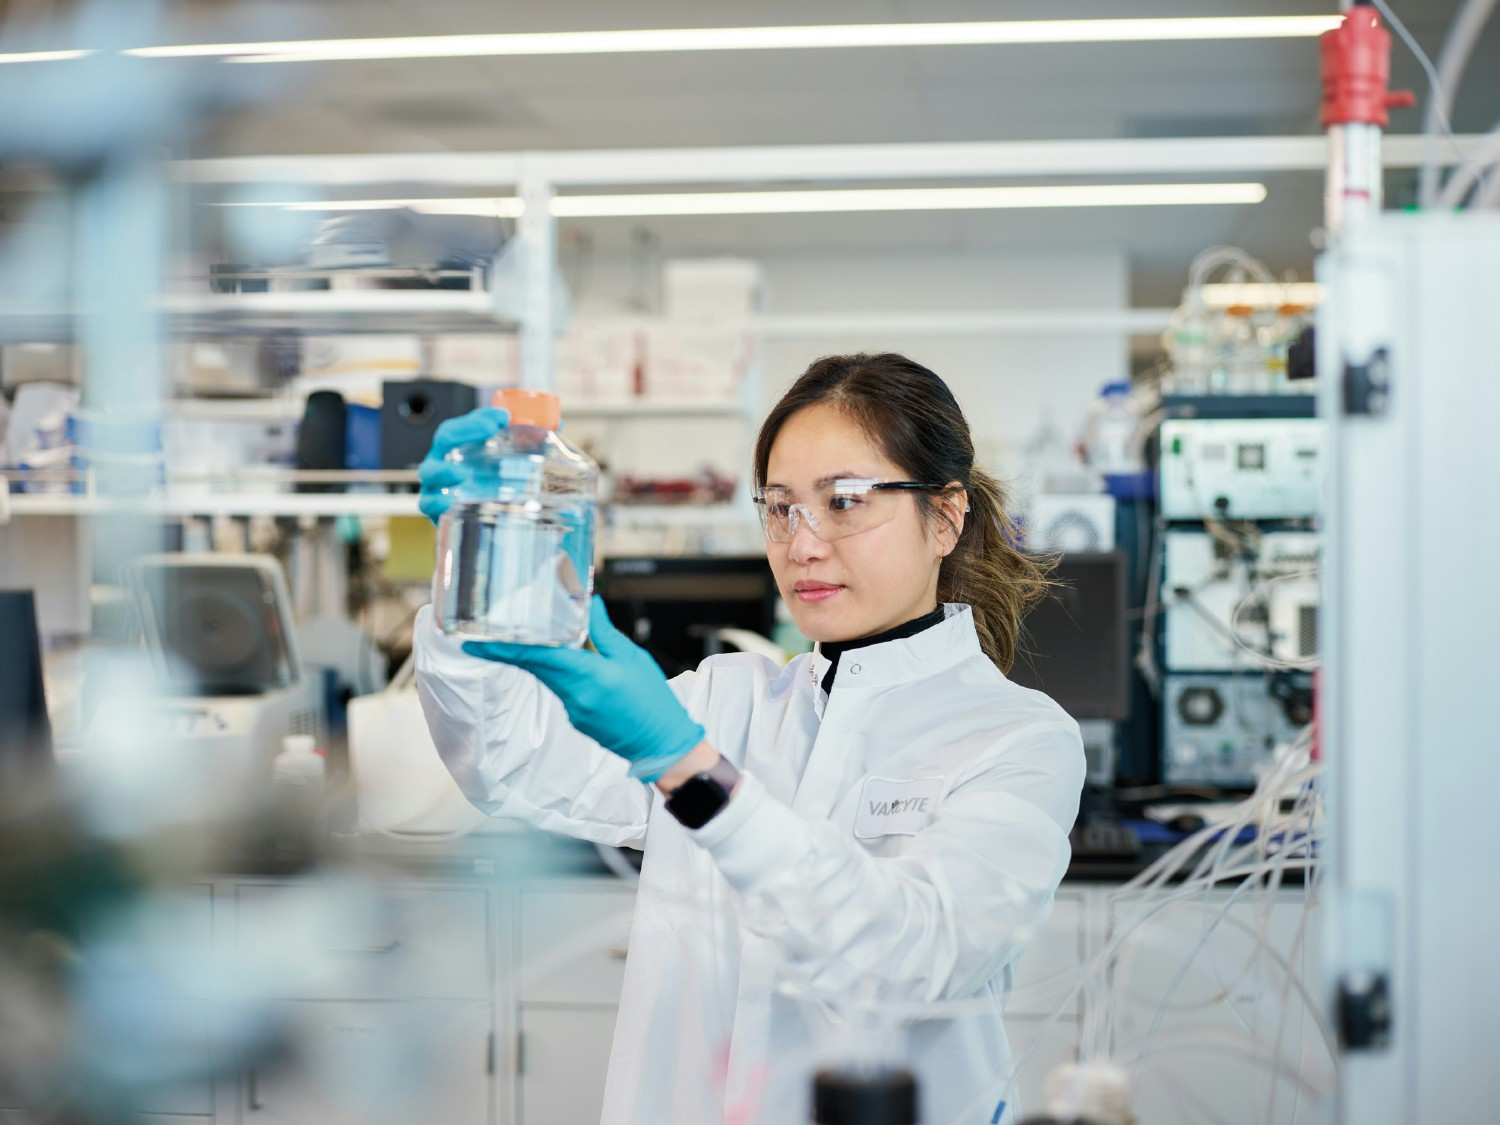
[1069,822,1142,862]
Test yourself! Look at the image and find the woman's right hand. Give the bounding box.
[417,406,510,526]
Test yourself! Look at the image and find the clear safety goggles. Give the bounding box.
[751,478,954,543]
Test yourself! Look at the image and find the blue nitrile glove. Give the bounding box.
[461,597,706,783]
[416,406,511,526]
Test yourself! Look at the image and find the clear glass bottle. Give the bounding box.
[1269,302,1310,393]
[1082,380,1143,475]
[1165,299,1211,395]
[1219,305,1266,395]
[433,389,598,647]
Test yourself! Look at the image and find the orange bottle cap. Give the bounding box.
[493,388,561,430]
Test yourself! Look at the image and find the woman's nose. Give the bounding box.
[787,513,828,563]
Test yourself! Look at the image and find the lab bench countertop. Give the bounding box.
[212,816,1301,887]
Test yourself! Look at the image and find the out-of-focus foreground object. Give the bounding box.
[1317,209,1500,1124]
[1317,1,1500,1121]
[0,589,54,787]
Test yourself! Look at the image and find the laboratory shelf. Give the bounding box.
[1,469,422,519]
[605,502,747,526]
[566,400,750,418]
[3,482,757,523]
[165,289,518,336]
[0,290,517,342]
[2,491,421,518]
[158,393,746,422]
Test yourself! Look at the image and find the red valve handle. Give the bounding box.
[1320,8,1414,128]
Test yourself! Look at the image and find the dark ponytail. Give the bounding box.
[753,352,1055,673]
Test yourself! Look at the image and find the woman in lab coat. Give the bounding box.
[414,352,1085,1125]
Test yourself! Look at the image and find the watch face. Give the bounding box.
[666,774,730,829]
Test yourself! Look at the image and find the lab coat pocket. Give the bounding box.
[853,776,944,838]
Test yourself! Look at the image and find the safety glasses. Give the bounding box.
[752,478,954,543]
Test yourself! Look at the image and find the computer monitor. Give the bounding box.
[1009,551,1129,721]
[0,590,54,781]
[599,555,779,678]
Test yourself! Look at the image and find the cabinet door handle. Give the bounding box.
[247,1067,262,1111]
[608,944,629,960]
[325,938,401,955]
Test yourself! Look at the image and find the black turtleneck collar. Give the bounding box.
[818,604,948,694]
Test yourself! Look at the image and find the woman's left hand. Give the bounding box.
[462,597,707,783]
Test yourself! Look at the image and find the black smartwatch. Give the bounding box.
[663,756,741,829]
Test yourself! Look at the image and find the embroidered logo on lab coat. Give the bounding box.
[854,776,944,838]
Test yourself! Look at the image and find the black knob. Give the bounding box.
[813,1067,919,1125]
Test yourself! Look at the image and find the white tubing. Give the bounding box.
[1187,245,1276,292]
[1436,118,1500,209]
[1478,170,1500,207]
[1418,0,1500,207]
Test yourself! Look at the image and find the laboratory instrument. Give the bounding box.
[1023,493,1117,554]
[1158,418,1324,521]
[1163,671,1313,786]
[380,379,479,469]
[1161,530,1320,672]
[123,554,323,767]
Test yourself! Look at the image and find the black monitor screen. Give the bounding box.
[0,590,53,774]
[599,556,779,678]
[1009,551,1129,721]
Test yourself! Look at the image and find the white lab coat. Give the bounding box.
[414,602,1084,1125]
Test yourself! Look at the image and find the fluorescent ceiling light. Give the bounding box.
[0,49,94,64]
[225,183,1267,218]
[1199,281,1325,307]
[126,16,1341,63]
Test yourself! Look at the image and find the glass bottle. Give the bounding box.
[1219,305,1263,395]
[1082,380,1143,475]
[1165,299,1211,395]
[432,389,598,646]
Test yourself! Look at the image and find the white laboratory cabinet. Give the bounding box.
[513,888,635,1125]
[63,873,1321,1125]
[239,1000,493,1125]
[204,875,638,1125]
[516,1007,619,1125]
[1005,891,1090,1117]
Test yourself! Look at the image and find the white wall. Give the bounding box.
[569,247,1128,483]
[756,248,1128,468]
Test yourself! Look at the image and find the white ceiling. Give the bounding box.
[62,1,1500,304]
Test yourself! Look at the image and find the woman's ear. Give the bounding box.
[936,483,967,556]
